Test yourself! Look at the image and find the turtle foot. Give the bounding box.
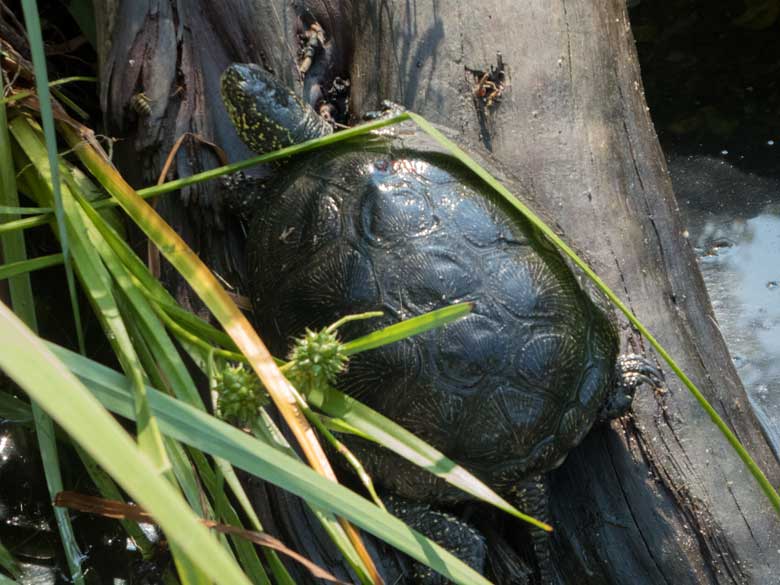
[386,495,486,584]
[600,353,665,421]
[511,477,553,585]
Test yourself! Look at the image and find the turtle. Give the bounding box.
[220,63,663,584]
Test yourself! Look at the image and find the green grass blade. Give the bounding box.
[67,164,126,233]
[11,119,170,473]
[72,186,201,406]
[306,385,549,532]
[0,214,50,234]
[249,417,375,585]
[75,190,276,580]
[71,182,278,580]
[71,175,213,557]
[0,205,53,214]
[130,294,537,529]
[59,122,386,581]
[169,549,211,585]
[212,457,296,585]
[0,540,20,580]
[407,111,780,515]
[0,301,253,585]
[1,69,85,585]
[189,451,272,585]
[51,343,494,585]
[12,132,197,577]
[133,113,409,200]
[0,253,64,279]
[342,302,473,355]
[0,392,34,423]
[6,113,411,235]
[0,75,37,331]
[118,305,229,584]
[30,406,86,584]
[0,76,97,106]
[249,414,376,584]
[158,300,239,350]
[0,393,155,564]
[73,444,155,558]
[20,0,85,354]
[309,507,375,585]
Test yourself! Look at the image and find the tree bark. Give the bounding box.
[95,0,780,583]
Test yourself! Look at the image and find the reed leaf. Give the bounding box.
[0,301,253,585]
[58,121,382,582]
[342,302,473,355]
[20,0,84,352]
[0,253,64,279]
[10,117,170,473]
[0,540,20,581]
[1,64,84,584]
[48,342,493,585]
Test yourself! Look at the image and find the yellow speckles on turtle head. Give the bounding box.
[222,63,331,155]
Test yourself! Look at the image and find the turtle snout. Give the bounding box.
[221,63,258,97]
[225,63,261,79]
[221,62,330,155]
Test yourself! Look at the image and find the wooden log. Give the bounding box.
[95,0,780,581]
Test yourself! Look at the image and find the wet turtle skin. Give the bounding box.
[245,130,620,502]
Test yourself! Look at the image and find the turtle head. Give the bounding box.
[221,63,332,155]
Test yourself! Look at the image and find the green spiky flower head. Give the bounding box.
[286,327,348,392]
[215,363,269,426]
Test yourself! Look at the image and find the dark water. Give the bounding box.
[628,0,780,458]
[669,153,780,455]
[0,389,162,584]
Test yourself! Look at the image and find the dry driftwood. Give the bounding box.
[95,0,780,582]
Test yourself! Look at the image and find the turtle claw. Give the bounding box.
[600,353,665,421]
[617,353,665,389]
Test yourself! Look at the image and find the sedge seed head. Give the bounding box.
[215,363,269,425]
[287,327,348,392]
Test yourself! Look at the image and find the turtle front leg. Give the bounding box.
[599,353,665,422]
[220,171,270,222]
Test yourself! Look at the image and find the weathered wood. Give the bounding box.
[94,0,350,309]
[349,0,780,583]
[95,0,780,582]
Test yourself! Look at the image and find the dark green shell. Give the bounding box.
[246,128,619,501]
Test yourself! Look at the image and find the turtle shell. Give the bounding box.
[248,125,619,500]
